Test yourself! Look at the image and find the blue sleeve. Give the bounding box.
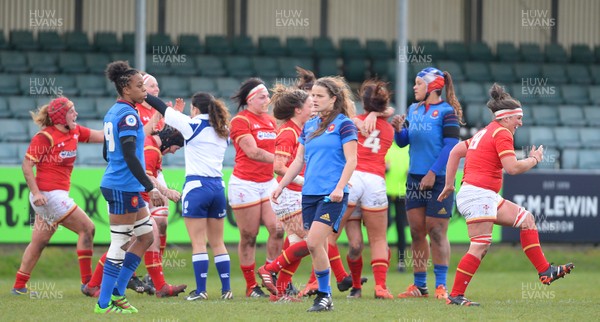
[430,137,459,174]
[339,119,358,144]
[394,128,409,147]
[117,113,140,138]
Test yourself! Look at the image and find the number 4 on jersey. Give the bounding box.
[363,129,381,153]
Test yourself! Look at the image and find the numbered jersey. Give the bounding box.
[101,100,146,192]
[355,114,394,178]
[463,121,515,193]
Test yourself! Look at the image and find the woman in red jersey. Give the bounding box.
[257,84,313,302]
[342,80,395,299]
[12,97,104,295]
[439,84,574,306]
[228,78,283,298]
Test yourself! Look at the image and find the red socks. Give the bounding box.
[371,258,389,288]
[450,253,481,297]
[241,263,257,289]
[145,251,166,290]
[87,252,107,287]
[283,236,290,250]
[77,249,93,284]
[266,240,309,273]
[14,270,30,289]
[328,244,348,282]
[277,260,301,294]
[159,234,167,257]
[347,255,363,288]
[520,229,550,273]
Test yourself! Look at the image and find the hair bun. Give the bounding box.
[489,83,506,101]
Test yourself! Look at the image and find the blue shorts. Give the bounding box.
[181,176,227,219]
[101,187,147,215]
[405,174,453,218]
[302,194,348,233]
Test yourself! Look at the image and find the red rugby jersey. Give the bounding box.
[26,125,91,191]
[230,109,276,182]
[275,119,305,192]
[463,121,515,193]
[141,135,162,202]
[355,114,394,179]
[135,103,164,131]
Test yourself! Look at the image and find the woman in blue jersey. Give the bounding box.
[144,92,233,301]
[95,61,162,314]
[391,67,463,300]
[272,76,358,312]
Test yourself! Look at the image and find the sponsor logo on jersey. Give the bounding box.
[320,213,330,221]
[253,123,261,129]
[125,115,138,126]
[257,131,276,140]
[59,150,77,159]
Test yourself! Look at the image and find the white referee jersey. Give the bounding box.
[164,108,227,177]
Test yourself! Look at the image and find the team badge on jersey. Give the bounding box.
[326,124,336,133]
[125,115,138,126]
[431,110,439,119]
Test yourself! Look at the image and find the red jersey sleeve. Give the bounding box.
[77,125,91,143]
[493,127,516,160]
[26,132,52,163]
[275,128,298,158]
[230,115,251,144]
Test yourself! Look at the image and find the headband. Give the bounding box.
[494,108,523,120]
[142,74,155,85]
[246,84,268,102]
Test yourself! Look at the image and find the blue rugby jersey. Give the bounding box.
[100,100,146,191]
[404,101,459,176]
[299,114,358,195]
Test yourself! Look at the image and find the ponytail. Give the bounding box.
[443,71,464,125]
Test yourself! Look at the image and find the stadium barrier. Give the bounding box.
[502,171,600,243]
[0,166,497,244]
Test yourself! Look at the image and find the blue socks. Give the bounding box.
[434,264,448,287]
[192,253,209,294]
[214,254,231,292]
[315,268,331,295]
[414,271,427,288]
[114,252,141,296]
[97,259,121,308]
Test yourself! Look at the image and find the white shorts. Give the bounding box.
[348,171,388,220]
[30,190,77,225]
[270,185,302,221]
[456,184,503,224]
[228,174,276,209]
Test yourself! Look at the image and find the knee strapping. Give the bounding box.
[287,233,303,244]
[133,216,153,236]
[107,224,133,262]
[150,206,169,217]
[470,234,492,246]
[513,207,531,228]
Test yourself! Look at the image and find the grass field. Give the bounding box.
[0,243,596,321]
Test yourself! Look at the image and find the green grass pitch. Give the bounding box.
[0,244,596,321]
